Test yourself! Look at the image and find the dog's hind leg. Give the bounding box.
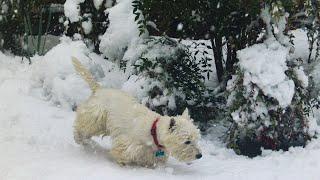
[73,103,109,146]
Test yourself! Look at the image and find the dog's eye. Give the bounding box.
[184,141,191,145]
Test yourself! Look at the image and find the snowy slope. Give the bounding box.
[1,38,320,180]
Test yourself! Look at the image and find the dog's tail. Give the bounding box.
[72,57,101,93]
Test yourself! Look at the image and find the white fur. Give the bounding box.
[72,57,202,168]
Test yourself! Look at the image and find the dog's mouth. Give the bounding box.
[186,162,193,165]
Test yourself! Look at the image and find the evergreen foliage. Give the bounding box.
[225,4,315,157]
[131,37,211,119]
[226,65,312,157]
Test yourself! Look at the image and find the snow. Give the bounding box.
[238,39,295,108]
[105,0,114,8]
[2,1,320,178]
[291,29,311,61]
[177,23,183,31]
[1,66,320,180]
[1,32,320,180]
[99,0,145,62]
[30,37,126,110]
[81,18,93,34]
[274,12,291,47]
[93,0,104,9]
[122,75,179,111]
[1,2,8,14]
[294,66,309,88]
[64,0,85,23]
[260,6,272,38]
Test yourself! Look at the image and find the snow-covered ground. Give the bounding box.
[2,0,320,178]
[1,36,320,180]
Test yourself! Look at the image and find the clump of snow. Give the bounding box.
[291,29,311,61]
[308,115,318,136]
[294,66,309,88]
[105,0,114,8]
[30,37,126,110]
[99,0,145,62]
[30,38,92,108]
[82,17,93,34]
[93,0,104,9]
[64,0,85,23]
[1,1,8,14]
[231,100,269,127]
[260,6,272,38]
[238,40,294,108]
[177,23,183,31]
[311,60,320,85]
[121,75,160,104]
[260,6,291,48]
[121,40,148,74]
[122,75,180,111]
[273,12,291,46]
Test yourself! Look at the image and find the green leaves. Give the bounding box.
[132,0,147,37]
[133,37,207,107]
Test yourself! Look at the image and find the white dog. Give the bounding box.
[72,57,202,167]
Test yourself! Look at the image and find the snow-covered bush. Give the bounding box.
[122,37,207,117]
[225,5,316,157]
[31,37,126,110]
[64,0,115,53]
[226,40,314,157]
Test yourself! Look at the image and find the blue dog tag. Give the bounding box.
[155,149,165,157]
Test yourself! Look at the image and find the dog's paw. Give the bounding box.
[115,160,128,167]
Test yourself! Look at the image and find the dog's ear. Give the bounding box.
[169,118,176,132]
[182,108,191,120]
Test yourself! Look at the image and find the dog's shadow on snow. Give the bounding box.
[76,137,204,175]
[162,161,203,175]
[77,137,115,163]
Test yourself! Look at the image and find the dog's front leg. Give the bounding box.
[111,135,161,168]
[110,135,137,166]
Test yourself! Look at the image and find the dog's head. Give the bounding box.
[161,108,202,162]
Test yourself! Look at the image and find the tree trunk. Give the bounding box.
[210,35,224,83]
[226,42,233,74]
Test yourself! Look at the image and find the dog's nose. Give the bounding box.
[195,153,202,159]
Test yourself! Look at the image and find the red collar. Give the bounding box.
[151,117,164,149]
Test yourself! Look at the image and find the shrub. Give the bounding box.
[130,37,206,115]
[225,5,315,157]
